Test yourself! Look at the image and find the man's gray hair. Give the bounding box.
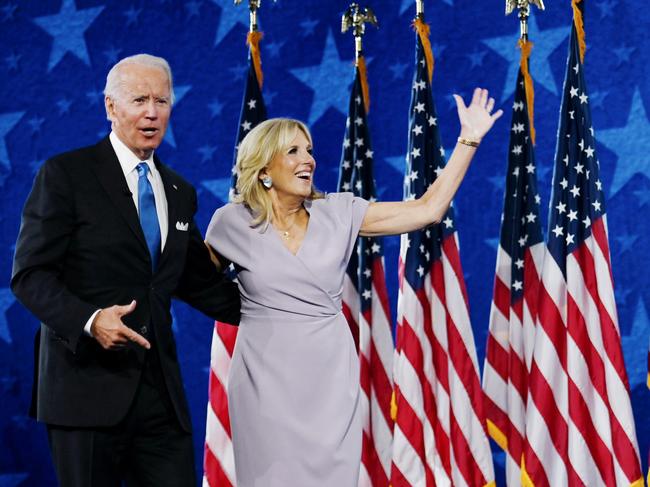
[104,54,175,119]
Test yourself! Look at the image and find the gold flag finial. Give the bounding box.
[234,0,276,33]
[505,0,544,40]
[341,3,378,65]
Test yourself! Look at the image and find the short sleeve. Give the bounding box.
[205,204,245,266]
[321,192,369,264]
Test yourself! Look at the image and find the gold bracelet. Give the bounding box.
[457,137,480,148]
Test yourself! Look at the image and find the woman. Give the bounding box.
[205,88,502,486]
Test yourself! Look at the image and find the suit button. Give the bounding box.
[140,326,148,335]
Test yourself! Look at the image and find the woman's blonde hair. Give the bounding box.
[234,118,324,226]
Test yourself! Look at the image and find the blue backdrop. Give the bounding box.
[1,1,648,485]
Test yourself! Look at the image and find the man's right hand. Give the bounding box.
[90,300,151,350]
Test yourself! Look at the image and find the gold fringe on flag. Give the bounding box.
[520,458,535,487]
[358,55,371,114]
[246,31,264,88]
[413,18,434,83]
[518,39,537,145]
[571,0,586,63]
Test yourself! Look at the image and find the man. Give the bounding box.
[11,54,239,486]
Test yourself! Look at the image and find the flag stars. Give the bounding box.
[569,110,575,120]
[354,116,363,126]
[526,212,537,223]
[416,266,425,277]
[563,155,569,166]
[413,80,426,91]
[343,138,351,148]
[434,166,444,177]
[512,167,520,177]
[371,243,381,253]
[575,162,584,174]
[414,102,425,113]
[412,124,423,136]
[355,160,363,169]
[566,233,575,245]
[570,185,580,197]
[515,258,524,269]
[428,116,437,126]
[354,138,364,147]
[411,147,421,158]
[535,194,541,204]
[342,182,351,191]
[241,120,252,131]
[552,225,564,237]
[512,280,523,291]
[518,234,528,247]
[342,160,351,169]
[584,146,595,158]
[560,178,568,189]
[573,63,579,74]
[582,216,591,228]
[512,123,525,134]
[570,86,579,97]
[579,93,589,104]
[443,217,453,228]
[365,149,373,159]
[247,98,257,109]
[513,100,524,111]
[592,200,602,212]
[525,163,535,174]
[595,180,603,190]
[408,170,419,182]
[512,145,523,155]
[355,180,362,191]
[567,209,578,221]
[556,201,567,214]
[363,268,371,278]
[362,289,371,300]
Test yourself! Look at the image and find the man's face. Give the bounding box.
[105,64,171,160]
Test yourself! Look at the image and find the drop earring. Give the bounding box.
[261,175,273,189]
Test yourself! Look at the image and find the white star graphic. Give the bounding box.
[33,0,104,71]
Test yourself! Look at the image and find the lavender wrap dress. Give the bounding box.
[205,192,369,487]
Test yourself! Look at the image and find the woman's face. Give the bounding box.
[262,129,316,200]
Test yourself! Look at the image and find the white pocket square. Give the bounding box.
[175,221,189,231]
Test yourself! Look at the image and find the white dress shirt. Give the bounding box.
[84,132,170,336]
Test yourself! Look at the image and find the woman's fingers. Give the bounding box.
[452,94,467,111]
[492,108,504,121]
[486,97,495,113]
[470,87,482,106]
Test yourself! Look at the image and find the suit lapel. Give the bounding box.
[90,137,148,253]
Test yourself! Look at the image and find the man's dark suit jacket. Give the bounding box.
[11,136,240,433]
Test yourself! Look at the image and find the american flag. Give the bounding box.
[338,58,394,487]
[522,7,642,486]
[390,22,494,486]
[203,35,267,487]
[481,42,544,486]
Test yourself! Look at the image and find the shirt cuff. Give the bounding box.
[84,309,101,337]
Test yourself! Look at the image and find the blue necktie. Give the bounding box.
[137,162,161,270]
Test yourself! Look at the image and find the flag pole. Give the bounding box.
[506,0,544,144]
[341,3,378,113]
[235,0,275,88]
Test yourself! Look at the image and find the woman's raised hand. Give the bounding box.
[452,88,503,143]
